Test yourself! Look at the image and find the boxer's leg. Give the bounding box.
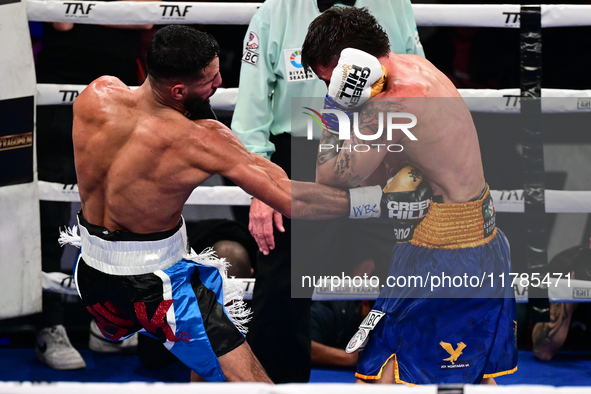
[216,341,272,382]
[190,341,271,382]
[355,358,396,384]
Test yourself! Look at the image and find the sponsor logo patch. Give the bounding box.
[177,332,191,342]
[62,2,95,18]
[345,310,385,353]
[159,4,192,20]
[242,49,258,66]
[502,11,520,26]
[574,288,591,299]
[284,49,315,82]
[0,133,33,152]
[439,341,471,369]
[246,31,259,51]
[242,31,260,66]
[392,222,416,242]
[59,90,79,102]
[482,192,496,238]
[346,328,368,353]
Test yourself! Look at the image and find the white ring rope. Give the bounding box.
[42,270,591,303]
[459,88,591,114]
[25,2,591,28]
[26,1,260,26]
[542,4,591,27]
[0,382,438,394]
[309,278,591,304]
[412,4,520,28]
[39,181,253,205]
[36,84,239,111]
[39,181,591,214]
[35,84,591,114]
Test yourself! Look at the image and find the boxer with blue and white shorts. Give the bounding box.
[68,212,247,382]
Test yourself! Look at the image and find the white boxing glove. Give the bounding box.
[327,48,387,109]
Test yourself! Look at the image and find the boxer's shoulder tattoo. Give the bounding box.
[357,100,407,141]
[317,99,406,186]
[334,152,351,175]
[317,130,341,165]
[332,150,363,185]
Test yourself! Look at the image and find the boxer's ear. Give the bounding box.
[170,84,186,101]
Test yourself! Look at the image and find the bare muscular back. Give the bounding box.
[317,54,485,203]
[73,76,292,233]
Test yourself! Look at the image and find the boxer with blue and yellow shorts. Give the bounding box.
[352,186,518,385]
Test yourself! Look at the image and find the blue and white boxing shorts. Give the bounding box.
[354,187,518,384]
[66,212,249,382]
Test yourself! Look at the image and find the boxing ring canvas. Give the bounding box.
[0,0,42,319]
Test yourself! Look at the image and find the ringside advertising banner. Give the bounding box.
[0,96,34,186]
[0,0,41,319]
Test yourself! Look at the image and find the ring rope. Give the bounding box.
[42,270,591,303]
[39,181,591,213]
[26,1,260,25]
[25,2,591,28]
[35,84,591,113]
[39,181,253,205]
[35,83,239,111]
[309,278,591,304]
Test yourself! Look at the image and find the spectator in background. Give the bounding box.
[34,12,154,369]
[231,1,425,382]
[187,219,257,278]
[421,26,520,89]
[532,238,591,361]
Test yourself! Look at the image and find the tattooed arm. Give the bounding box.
[315,100,407,187]
[532,300,576,361]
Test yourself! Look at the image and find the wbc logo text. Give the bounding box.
[305,108,418,153]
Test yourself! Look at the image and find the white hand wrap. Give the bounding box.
[348,185,382,219]
[327,48,385,109]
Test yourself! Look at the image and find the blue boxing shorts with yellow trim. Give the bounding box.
[353,186,518,384]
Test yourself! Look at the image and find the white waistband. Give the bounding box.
[78,218,188,276]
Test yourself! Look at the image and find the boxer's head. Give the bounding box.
[301,7,390,75]
[147,25,222,114]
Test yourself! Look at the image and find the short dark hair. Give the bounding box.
[146,25,220,81]
[301,7,390,72]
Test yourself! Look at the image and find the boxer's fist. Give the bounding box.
[327,48,387,109]
[348,166,432,222]
[381,166,432,222]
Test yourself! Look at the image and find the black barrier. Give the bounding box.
[0,96,34,187]
[520,5,550,322]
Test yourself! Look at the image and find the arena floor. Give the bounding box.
[0,349,590,385]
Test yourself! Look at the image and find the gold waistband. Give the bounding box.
[410,186,497,250]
